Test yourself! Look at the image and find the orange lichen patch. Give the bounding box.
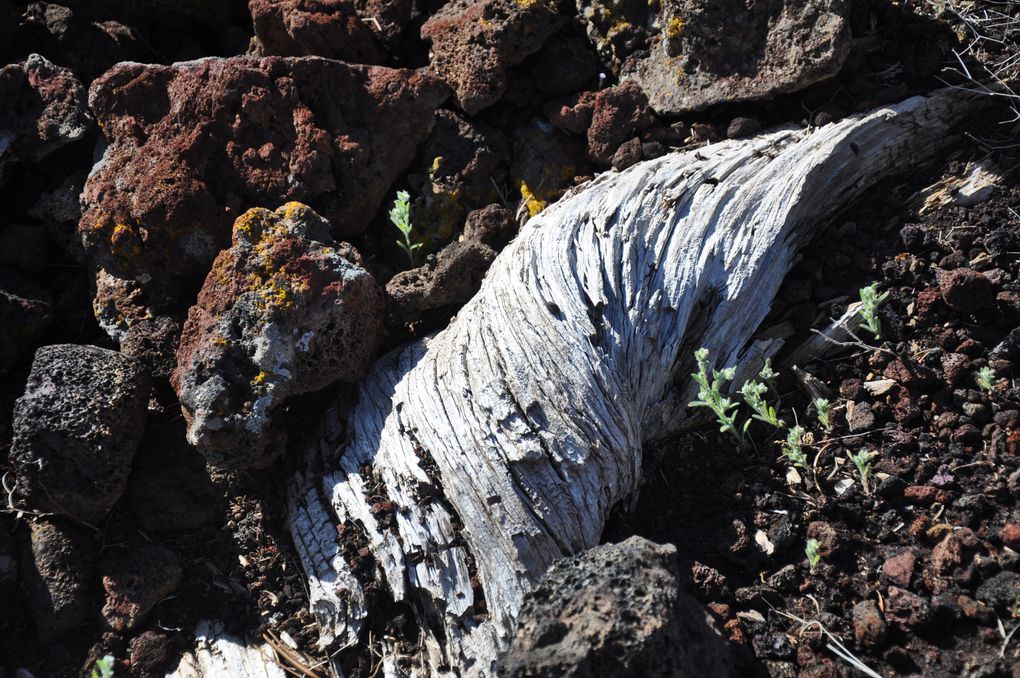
[252,370,268,385]
[110,222,143,258]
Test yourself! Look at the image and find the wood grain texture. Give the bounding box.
[289,91,970,677]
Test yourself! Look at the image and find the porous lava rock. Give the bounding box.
[79,56,446,340]
[511,120,588,220]
[421,0,562,115]
[545,82,659,166]
[10,344,150,524]
[0,54,89,181]
[249,0,386,63]
[385,239,496,327]
[18,518,96,641]
[615,0,850,114]
[99,544,184,632]
[172,203,384,469]
[498,536,736,677]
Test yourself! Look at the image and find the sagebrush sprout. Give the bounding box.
[689,348,747,445]
[805,538,823,573]
[851,449,877,495]
[92,655,115,678]
[976,365,996,392]
[389,190,421,266]
[858,282,890,339]
[813,397,831,430]
[782,425,808,470]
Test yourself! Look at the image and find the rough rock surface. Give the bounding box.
[0,54,89,180]
[99,545,184,632]
[120,315,185,380]
[385,239,496,327]
[619,0,850,114]
[249,0,386,63]
[511,120,587,219]
[0,269,53,376]
[463,204,517,250]
[172,203,384,469]
[498,536,736,677]
[79,56,445,339]
[10,344,150,524]
[421,0,562,114]
[127,417,223,531]
[18,518,96,641]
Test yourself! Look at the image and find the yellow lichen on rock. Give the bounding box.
[519,181,547,218]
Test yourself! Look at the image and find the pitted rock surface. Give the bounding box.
[79,56,445,340]
[10,344,150,524]
[0,54,89,180]
[422,0,562,115]
[172,202,384,469]
[249,0,386,63]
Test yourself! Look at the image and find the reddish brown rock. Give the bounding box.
[881,550,916,587]
[80,56,446,340]
[172,203,384,469]
[421,0,562,114]
[463,204,517,250]
[904,485,949,506]
[884,586,932,631]
[249,0,386,63]
[0,54,90,180]
[937,267,994,312]
[1002,523,1020,549]
[852,600,886,648]
[941,352,971,386]
[883,358,935,390]
[806,521,838,558]
[385,239,496,328]
[100,545,183,632]
[931,534,963,575]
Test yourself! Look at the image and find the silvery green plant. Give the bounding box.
[741,379,783,428]
[851,449,877,495]
[813,397,831,430]
[389,190,421,266]
[92,656,115,678]
[805,538,823,573]
[976,366,996,392]
[858,282,890,339]
[690,348,747,445]
[782,425,808,470]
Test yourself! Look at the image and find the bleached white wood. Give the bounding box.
[289,91,972,677]
[166,621,286,678]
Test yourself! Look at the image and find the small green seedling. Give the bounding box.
[858,282,890,340]
[389,190,421,266]
[851,449,877,495]
[741,380,784,428]
[92,655,115,678]
[758,357,779,390]
[813,397,831,430]
[689,348,746,445]
[805,538,823,573]
[976,366,997,392]
[782,425,808,470]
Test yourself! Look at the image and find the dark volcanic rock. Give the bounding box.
[10,344,150,524]
[18,518,96,641]
[0,523,16,603]
[0,269,53,376]
[127,417,222,531]
[79,56,446,340]
[172,203,384,469]
[120,315,184,380]
[249,0,386,63]
[618,0,850,114]
[852,600,887,649]
[937,267,994,311]
[546,82,658,167]
[511,121,587,219]
[386,239,496,327]
[421,0,562,114]
[976,571,1020,611]
[463,204,517,250]
[498,536,736,677]
[99,544,183,632]
[0,54,90,181]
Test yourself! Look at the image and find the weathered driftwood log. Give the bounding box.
[288,91,971,677]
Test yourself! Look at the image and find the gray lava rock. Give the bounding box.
[10,344,150,524]
[172,203,384,469]
[18,518,96,641]
[99,544,183,631]
[976,570,1020,611]
[498,536,736,677]
[615,0,850,115]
